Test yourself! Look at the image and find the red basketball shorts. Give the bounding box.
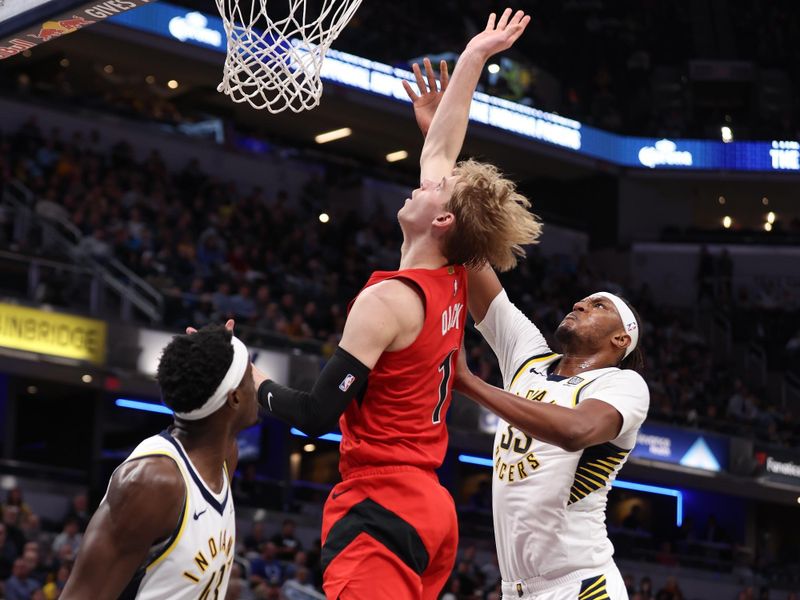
[320,466,458,600]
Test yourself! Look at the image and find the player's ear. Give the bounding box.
[432,211,455,232]
[227,388,241,410]
[611,331,631,351]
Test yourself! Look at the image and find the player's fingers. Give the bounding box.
[412,62,427,93]
[423,57,438,92]
[402,79,419,101]
[508,16,531,42]
[509,9,526,27]
[496,7,513,29]
[485,12,496,31]
[440,60,449,90]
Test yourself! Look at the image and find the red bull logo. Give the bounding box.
[33,16,93,41]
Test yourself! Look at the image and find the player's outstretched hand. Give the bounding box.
[453,342,474,392]
[186,319,235,335]
[464,8,531,62]
[251,362,269,391]
[402,58,449,136]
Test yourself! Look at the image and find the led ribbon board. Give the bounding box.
[107,3,799,173]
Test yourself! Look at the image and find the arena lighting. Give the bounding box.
[762,196,769,206]
[457,454,683,526]
[722,216,732,229]
[385,150,408,162]
[81,374,93,383]
[487,63,500,74]
[167,79,179,89]
[314,127,352,144]
[290,427,342,443]
[718,195,726,205]
[303,444,316,452]
[318,213,330,223]
[115,398,173,415]
[103,64,114,74]
[767,211,776,224]
[764,222,773,232]
[721,126,733,143]
[59,58,69,68]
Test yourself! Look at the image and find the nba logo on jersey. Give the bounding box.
[566,376,584,386]
[339,374,356,392]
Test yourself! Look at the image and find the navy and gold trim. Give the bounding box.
[159,431,229,516]
[568,442,630,505]
[321,498,429,576]
[509,352,558,388]
[578,574,609,600]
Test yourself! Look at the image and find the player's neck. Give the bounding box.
[552,352,615,377]
[399,238,448,270]
[170,422,231,493]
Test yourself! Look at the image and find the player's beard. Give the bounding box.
[554,321,579,351]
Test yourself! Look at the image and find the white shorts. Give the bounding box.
[501,562,628,600]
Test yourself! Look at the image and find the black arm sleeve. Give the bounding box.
[257,346,370,438]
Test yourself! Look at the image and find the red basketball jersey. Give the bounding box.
[338,265,468,477]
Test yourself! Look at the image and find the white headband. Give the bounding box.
[593,292,639,359]
[174,335,249,421]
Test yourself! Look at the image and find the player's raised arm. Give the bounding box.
[254,279,421,437]
[414,9,530,182]
[61,458,185,600]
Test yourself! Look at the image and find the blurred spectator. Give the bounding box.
[622,505,644,531]
[4,489,32,523]
[51,519,82,559]
[62,493,90,532]
[271,519,301,561]
[655,576,683,600]
[243,519,269,554]
[5,558,40,600]
[0,523,17,579]
[249,542,283,586]
[42,563,70,600]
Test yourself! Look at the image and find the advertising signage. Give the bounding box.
[632,423,728,473]
[755,448,800,485]
[107,2,800,174]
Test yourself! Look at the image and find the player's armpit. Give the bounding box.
[567,399,624,450]
[467,264,504,325]
[61,457,184,600]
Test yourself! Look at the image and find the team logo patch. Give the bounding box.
[627,322,638,332]
[339,374,356,392]
[566,376,584,386]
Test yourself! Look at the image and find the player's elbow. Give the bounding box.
[558,421,591,452]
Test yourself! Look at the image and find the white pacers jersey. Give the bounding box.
[110,431,236,600]
[475,291,649,585]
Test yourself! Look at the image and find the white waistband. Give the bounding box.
[501,561,616,597]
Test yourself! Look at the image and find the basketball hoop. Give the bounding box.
[215,0,362,113]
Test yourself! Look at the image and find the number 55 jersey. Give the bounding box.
[475,290,650,585]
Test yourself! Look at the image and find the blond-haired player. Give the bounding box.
[255,9,542,599]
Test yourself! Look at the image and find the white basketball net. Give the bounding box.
[215,0,362,113]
